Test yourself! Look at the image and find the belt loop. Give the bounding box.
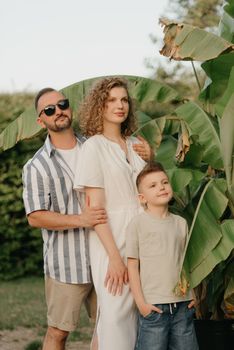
[174,303,177,308]
[169,303,172,314]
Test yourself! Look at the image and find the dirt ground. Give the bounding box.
[0,328,90,350]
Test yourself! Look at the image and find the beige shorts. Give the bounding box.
[45,276,97,332]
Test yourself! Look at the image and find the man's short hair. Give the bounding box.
[34,87,56,110]
[136,161,166,190]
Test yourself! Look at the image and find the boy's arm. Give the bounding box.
[128,257,162,316]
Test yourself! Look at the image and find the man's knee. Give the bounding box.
[47,326,69,342]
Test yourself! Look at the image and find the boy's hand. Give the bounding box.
[139,303,163,317]
[188,299,196,309]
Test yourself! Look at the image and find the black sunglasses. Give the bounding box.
[38,99,70,117]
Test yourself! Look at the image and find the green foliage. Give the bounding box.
[0,277,46,329]
[24,340,42,350]
[158,3,234,319]
[0,94,44,280]
[148,0,223,100]
[172,0,222,29]
[0,76,181,151]
[0,93,34,132]
[0,277,93,342]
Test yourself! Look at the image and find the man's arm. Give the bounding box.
[23,162,107,231]
[85,186,128,296]
[128,258,162,316]
[27,205,107,230]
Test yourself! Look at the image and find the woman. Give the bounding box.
[74,77,148,349]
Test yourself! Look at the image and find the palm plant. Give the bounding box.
[156,0,234,320]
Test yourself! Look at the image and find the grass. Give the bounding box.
[0,276,93,342]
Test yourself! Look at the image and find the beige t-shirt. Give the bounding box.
[126,211,192,304]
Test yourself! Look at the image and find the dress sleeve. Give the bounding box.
[125,218,139,259]
[74,138,104,190]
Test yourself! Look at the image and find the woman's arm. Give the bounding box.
[85,186,128,296]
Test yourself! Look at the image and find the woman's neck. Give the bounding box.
[103,124,124,143]
[103,124,129,158]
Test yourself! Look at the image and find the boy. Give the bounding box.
[126,162,199,350]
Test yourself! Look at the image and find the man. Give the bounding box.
[23,88,108,350]
[22,87,151,350]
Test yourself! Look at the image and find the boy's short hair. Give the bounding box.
[136,161,166,190]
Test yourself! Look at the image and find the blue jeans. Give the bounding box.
[135,301,199,350]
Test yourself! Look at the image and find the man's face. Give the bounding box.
[37,91,72,132]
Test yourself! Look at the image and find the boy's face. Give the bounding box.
[138,171,173,207]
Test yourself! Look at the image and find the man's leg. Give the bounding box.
[42,326,69,350]
[84,286,98,350]
[44,276,94,349]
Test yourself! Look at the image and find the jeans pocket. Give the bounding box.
[142,311,162,323]
[143,311,155,319]
[186,306,196,320]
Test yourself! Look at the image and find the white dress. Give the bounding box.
[74,135,145,350]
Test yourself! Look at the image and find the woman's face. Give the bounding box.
[103,87,129,127]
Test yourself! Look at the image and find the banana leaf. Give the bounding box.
[219,93,234,202]
[159,8,234,319]
[199,52,234,105]
[159,18,234,61]
[215,66,234,117]
[134,115,166,151]
[156,136,178,169]
[183,179,233,288]
[175,101,223,169]
[0,76,180,151]
[219,0,234,43]
[167,168,205,195]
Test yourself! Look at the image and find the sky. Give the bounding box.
[1,0,169,92]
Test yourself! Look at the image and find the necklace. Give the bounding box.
[102,133,125,144]
[102,134,130,162]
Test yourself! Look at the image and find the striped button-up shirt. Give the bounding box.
[22,135,91,284]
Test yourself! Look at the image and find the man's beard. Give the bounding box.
[45,114,72,132]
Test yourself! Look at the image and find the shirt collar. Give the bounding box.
[44,133,85,157]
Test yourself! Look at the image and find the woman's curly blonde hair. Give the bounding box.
[78,77,137,137]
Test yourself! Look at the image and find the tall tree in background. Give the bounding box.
[170,0,222,28]
[148,0,223,98]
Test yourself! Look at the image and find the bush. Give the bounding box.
[0,94,44,280]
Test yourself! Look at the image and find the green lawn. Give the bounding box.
[0,277,93,341]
